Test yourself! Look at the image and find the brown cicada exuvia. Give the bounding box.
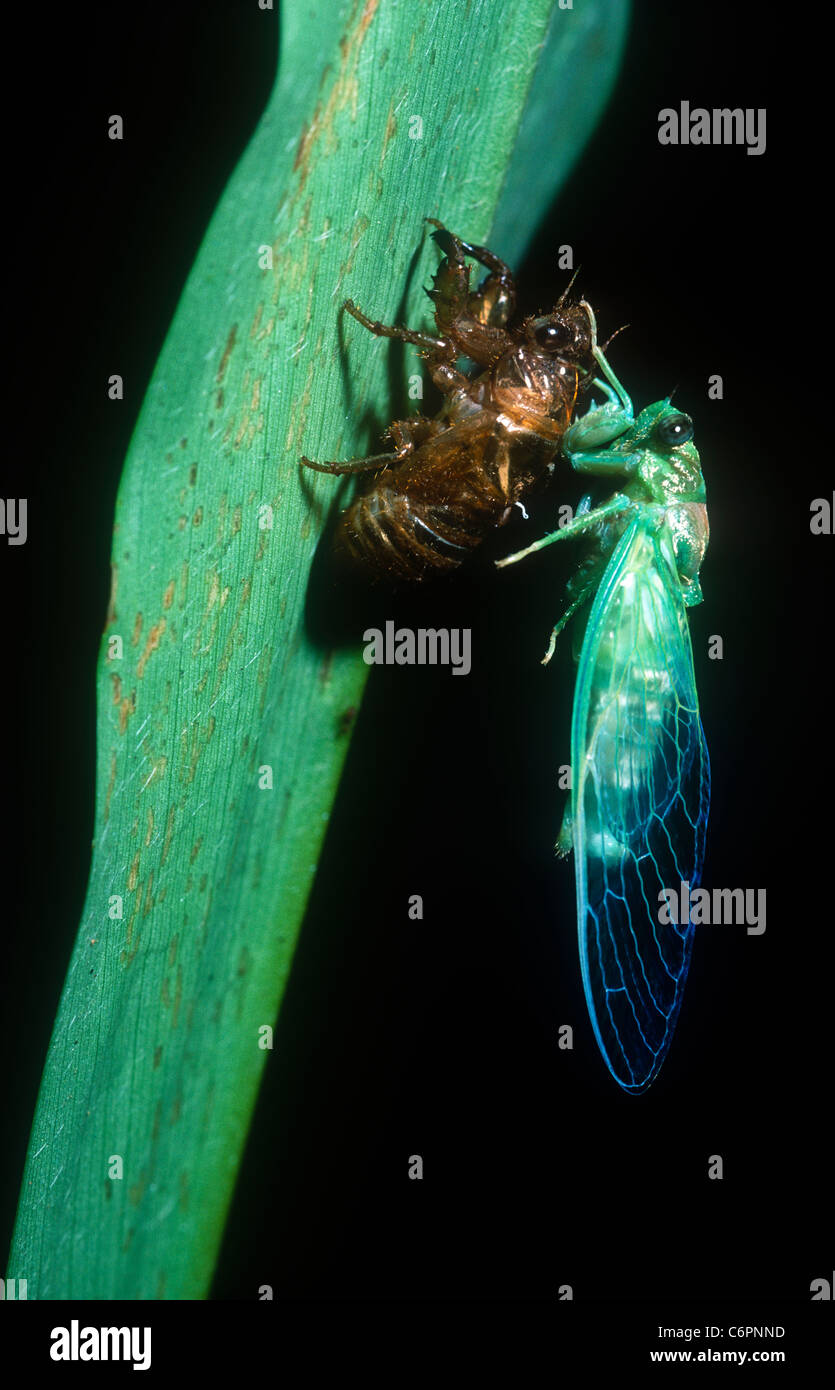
[301,221,598,582]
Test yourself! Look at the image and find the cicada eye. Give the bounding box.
[533,320,573,351]
[654,411,694,447]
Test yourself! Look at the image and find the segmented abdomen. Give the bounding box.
[334,478,499,581]
[334,415,559,582]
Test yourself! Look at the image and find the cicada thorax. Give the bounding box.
[664,501,709,605]
[491,344,581,441]
[333,345,585,582]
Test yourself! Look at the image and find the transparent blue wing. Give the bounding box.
[571,513,710,1093]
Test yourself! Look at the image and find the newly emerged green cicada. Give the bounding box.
[498,314,710,1093]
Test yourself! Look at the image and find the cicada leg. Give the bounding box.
[540,585,596,666]
[301,414,442,477]
[425,220,516,365]
[343,297,473,397]
[561,302,637,465]
[555,803,573,859]
[387,416,443,453]
[497,492,636,664]
[300,450,401,476]
[426,218,516,332]
[496,492,634,570]
[343,298,448,355]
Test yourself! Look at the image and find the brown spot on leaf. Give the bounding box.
[142,871,154,918]
[137,619,166,678]
[128,851,141,893]
[293,104,321,178]
[106,563,118,627]
[172,966,183,1030]
[118,691,136,734]
[128,1171,147,1208]
[380,97,397,165]
[216,324,237,384]
[103,751,117,823]
[336,705,357,736]
[161,805,176,865]
[234,413,249,449]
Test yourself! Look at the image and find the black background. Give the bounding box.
[4,0,830,1328]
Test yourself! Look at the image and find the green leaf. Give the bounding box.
[492,0,630,263]
[9,0,628,1298]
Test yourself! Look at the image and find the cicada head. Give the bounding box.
[491,303,596,439]
[523,301,594,365]
[612,400,706,507]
